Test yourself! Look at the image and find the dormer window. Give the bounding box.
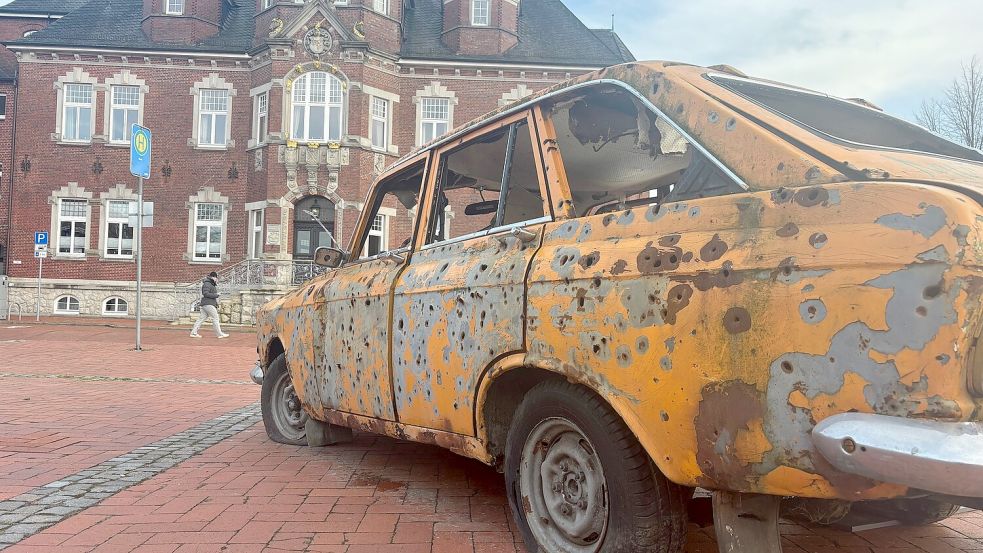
[471,0,490,26]
[373,0,389,15]
[165,0,184,15]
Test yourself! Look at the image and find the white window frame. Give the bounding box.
[193,203,224,261]
[290,71,344,143]
[471,0,490,26]
[248,208,264,260]
[0,94,7,120]
[54,295,80,315]
[420,97,450,145]
[254,91,269,144]
[103,297,129,316]
[62,83,94,143]
[363,213,389,257]
[104,199,135,259]
[109,85,140,144]
[373,0,389,15]
[57,198,89,256]
[165,0,184,15]
[198,89,230,147]
[190,73,236,150]
[370,96,389,151]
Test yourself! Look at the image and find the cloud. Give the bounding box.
[566,0,981,119]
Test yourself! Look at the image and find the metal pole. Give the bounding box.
[136,176,143,351]
[35,254,41,322]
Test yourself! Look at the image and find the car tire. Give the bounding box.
[260,353,309,446]
[849,498,963,526]
[505,380,688,553]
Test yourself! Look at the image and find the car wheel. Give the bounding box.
[850,498,963,526]
[260,353,308,445]
[505,380,688,553]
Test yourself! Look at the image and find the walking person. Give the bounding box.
[190,271,229,339]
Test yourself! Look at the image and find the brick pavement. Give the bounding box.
[1,322,982,552]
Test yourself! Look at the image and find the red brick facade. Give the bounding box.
[0,0,631,319]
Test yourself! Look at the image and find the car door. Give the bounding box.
[392,111,552,434]
[314,157,429,420]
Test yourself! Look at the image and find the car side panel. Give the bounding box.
[525,181,983,500]
[392,229,541,434]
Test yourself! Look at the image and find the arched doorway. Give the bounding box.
[293,195,336,260]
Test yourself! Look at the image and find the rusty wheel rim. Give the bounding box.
[271,369,307,441]
[519,416,608,552]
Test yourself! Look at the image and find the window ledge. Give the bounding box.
[55,140,94,147]
[51,254,87,261]
[192,144,233,152]
[104,142,131,149]
[188,259,224,265]
[100,256,135,263]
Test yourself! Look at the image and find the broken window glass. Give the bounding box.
[546,85,742,216]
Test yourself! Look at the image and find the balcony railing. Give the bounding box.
[176,259,330,312]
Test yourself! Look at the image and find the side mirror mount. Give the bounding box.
[314,247,346,268]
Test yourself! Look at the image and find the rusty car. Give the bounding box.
[252,61,983,552]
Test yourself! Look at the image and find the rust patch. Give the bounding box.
[695,381,766,488]
[610,259,628,275]
[637,244,682,274]
[664,284,693,324]
[776,222,799,237]
[793,187,829,207]
[723,307,752,334]
[809,232,828,249]
[700,234,728,262]
[578,250,601,270]
[771,187,793,204]
[690,261,743,291]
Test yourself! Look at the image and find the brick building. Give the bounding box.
[0,0,631,321]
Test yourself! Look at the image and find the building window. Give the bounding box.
[248,209,264,259]
[54,295,80,314]
[165,0,184,15]
[373,0,388,15]
[0,94,7,120]
[370,96,389,151]
[57,199,88,255]
[291,71,343,143]
[103,297,129,316]
[365,214,388,257]
[420,97,450,144]
[262,0,273,8]
[254,91,269,144]
[471,0,490,26]
[198,89,230,147]
[105,200,134,258]
[63,83,93,142]
[109,85,140,144]
[193,203,224,260]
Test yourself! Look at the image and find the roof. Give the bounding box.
[4,0,632,65]
[0,0,89,16]
[401,0,634,66]
[8,0,255,54]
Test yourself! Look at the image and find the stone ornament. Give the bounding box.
[303,25,332,59]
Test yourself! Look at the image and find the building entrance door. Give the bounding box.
[293,196,335,261]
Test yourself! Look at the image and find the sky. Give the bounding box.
[564,0,982,122]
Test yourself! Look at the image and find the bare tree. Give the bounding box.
[917,56,983,149]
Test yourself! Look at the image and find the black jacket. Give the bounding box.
[200,277,220,307]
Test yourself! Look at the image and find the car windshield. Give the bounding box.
[710,75,983,163]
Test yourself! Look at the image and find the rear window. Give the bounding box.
[711,75,983,163]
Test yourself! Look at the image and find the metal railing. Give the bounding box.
[176,259,330,313]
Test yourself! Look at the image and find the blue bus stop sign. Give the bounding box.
[130,124,151,179]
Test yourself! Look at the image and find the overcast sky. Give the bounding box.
[565,0,982,121]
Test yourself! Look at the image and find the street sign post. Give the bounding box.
[33,232,47,321]
[130,124,151,351]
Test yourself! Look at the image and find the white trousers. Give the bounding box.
[192,304,224,336]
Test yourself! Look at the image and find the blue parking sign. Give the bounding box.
[130,124,151,179]
[34,231,48,245]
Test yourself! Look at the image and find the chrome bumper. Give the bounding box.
[813,413,983,497]
[250,362,264,385]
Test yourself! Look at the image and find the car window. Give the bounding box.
[544,84,742,217]
[353,159,426,260]
[427,119,545,244]
[711,75,983,163]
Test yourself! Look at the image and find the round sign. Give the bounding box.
[134,130,149,155]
